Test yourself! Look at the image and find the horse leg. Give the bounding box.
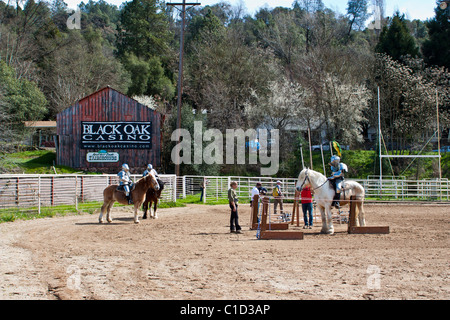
[153,199,158,219]
[357,200,366,226]
[321,205,334,234]
[133,204,140,224]
[99,202,107,223]
[148,200,153,219]
[319,205,328,233]
[142,200,148,219]
[328,206,334,234]
[106,202,114,223]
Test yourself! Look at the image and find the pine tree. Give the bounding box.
[422,2,450,69]
[375,12,419,61]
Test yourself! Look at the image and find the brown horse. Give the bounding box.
[99,173,160,224]
[142,179,165,219]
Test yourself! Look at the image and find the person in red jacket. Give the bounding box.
[301,186,314,229]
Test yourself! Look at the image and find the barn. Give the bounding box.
[56,86,163,172]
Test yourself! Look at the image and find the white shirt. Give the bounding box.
[251,186,260,199]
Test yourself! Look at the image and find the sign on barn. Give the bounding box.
[81,121,152,149]
[56,86,163,172]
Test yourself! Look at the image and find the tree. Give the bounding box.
[185,19,271,130]
[251,7,305,79]
[122,53,174,100]
[40,30,130,117]
[422,1,450,69]
[117,0,171,59]
[346,0,371,35]
[116,0,174,101]
[371,54,439,152]
[375,12,419,61]
[0,60,47,143]
[319,73,370,144]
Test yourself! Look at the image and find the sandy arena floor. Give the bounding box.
[0,203,448,300]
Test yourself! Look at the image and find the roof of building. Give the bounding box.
[24,121,57,128]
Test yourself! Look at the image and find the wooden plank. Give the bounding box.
[260,231,304,240]
[266,223,289,230]
[348,226,390,234]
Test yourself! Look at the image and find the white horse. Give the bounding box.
[296,168,366,234]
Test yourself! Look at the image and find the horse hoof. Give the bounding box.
[142,216,147,219]
[134,220,140,224]
[99,220,103,224]
[107,219,112,223]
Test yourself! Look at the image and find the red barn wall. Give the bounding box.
[56,87,162,172]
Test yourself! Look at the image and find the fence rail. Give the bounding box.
[186,176,450,202]
[0,174,177,214]
[0,174,449,215]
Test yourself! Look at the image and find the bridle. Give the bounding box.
[296,169,329,192]
[296,169,310,192]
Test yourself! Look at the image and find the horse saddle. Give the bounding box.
[116,183,135,193]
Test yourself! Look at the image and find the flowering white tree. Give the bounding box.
[319,73,370,144]
[245,77,315,131]
[132,95,157,110]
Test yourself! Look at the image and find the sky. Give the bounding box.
[64,0,437,21]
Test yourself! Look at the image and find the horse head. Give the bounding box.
[144,172,160,191]
[296,168,310,191]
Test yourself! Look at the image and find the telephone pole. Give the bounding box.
[167,1,201,177]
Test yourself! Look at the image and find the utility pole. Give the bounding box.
[167,1,201,177]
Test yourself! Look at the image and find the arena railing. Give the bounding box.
[0,174,448,217]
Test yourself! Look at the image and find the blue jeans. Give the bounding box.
[302,203,313,226]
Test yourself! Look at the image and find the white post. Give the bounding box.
[38,175,41,214]
[203,176,207,204]
[378,86,383,196]
[182,175,186,199]
[436,88,442,200]
[173,175,177,202]
[75,176,78,211]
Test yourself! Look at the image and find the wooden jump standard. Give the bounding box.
[348,195,390,234]
[250,194,387,238]
[289,194,389,234]
[251,195,304,240]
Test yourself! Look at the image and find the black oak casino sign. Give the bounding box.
[81,121,152,149]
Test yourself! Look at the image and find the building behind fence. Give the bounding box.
[1,174,449,215]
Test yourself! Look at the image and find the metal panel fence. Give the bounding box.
[0,174,177,214]
[180,176,450,202]
[1,174,448,216]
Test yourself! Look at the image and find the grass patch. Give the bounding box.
[0,199,186,223]
[0,150,80,174]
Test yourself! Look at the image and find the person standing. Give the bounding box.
[228,181,242,234]
[273,180,284,214]
[301,186,314,229]
[250,182,262,207]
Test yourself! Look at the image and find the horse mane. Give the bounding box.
[136,172,156,187]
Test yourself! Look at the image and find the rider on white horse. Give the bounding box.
[328,155,348,209]
[118,163,133,204]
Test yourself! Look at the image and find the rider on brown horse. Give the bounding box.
[118,163,133,204]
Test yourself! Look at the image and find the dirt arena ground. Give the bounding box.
[0,203,448,300]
